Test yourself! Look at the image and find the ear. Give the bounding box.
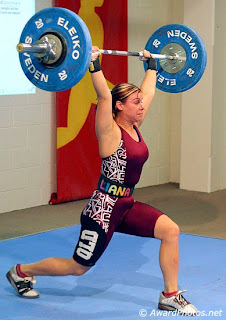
[115,100,123,111]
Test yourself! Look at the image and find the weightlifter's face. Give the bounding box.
[123,91,144,121]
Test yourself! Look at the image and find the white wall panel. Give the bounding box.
[0,0,56,213]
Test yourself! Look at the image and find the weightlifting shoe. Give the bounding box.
[6,265,39,298]
[158,290,198,316]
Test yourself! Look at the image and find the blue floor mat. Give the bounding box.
[0,225,225,320]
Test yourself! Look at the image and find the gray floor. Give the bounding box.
[0,183,225,241]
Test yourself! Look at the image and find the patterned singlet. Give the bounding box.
[73,125,163,266]
[82,125,149,233]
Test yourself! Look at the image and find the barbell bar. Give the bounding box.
[17,42,186,62]
[17,7,207,93]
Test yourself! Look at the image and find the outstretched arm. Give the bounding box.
[138,50,157,126]
[90,47,114,138]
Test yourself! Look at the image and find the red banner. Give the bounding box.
[50,0,128,204]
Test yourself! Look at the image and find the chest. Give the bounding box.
[122,134,149,165]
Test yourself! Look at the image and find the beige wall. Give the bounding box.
[180,0,214,192]
[0,0,56,214]
[210,0,226,191]
[180,0,226,192]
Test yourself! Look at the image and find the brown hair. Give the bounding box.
[111,83,140,116]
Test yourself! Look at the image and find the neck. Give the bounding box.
[115,118,135,132]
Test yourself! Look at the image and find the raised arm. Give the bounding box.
[137,50,157,126]
[90,47,114,138]
[90,47,121,158]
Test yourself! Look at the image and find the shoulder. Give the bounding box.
[97,121,122,158]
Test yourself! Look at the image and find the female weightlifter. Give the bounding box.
[6,46,198,316]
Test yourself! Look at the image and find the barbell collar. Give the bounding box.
[16,43,48,55]
[17,39,58,64]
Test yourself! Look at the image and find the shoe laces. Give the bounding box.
[24,276,36,284]
[174,290,190,307]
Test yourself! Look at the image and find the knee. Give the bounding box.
[72,266,90,276]
[69,258,91,276]
[164,222,180,241]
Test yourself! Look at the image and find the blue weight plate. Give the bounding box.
[144,24,207,93]
[19,7,92,92]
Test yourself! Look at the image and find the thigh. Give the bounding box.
[73,214,108,267]
[73,190,121,267]
[116,201,164,238]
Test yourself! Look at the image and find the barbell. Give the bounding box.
[17,7,207,93]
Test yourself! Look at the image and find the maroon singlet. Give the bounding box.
[73,125,164,266]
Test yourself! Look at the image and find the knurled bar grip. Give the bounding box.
[16,43,186,61]
[99,49,186,61]
[99,49,141,57]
